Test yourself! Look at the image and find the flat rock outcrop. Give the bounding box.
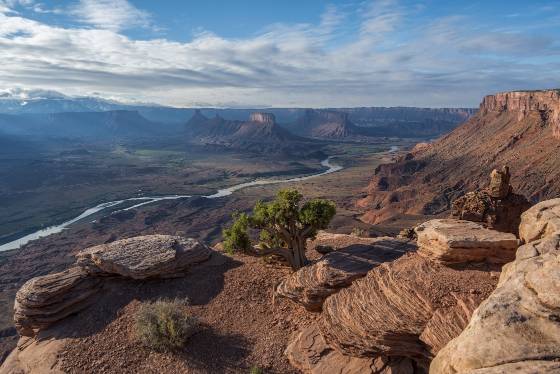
[518,198,560,243]
[430,232,560,373]
[276,236,416,311]
[450,167,531,234]
[359,89,560,224]
[76,235,211,279]
[320,251,498,368]
[286,324,415,374]
[415,219,518,265]
[13,267,102,337]
[12,235,212,339]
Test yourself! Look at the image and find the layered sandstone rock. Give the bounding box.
[286,324,415,374]
[450,167,531,234]
[276,236,416,311]
[76,235,211,279]
[320,252,498,369]
[431,232,560,373]
[415,219,518,265]
[249,112,276,124]
[12,235,212,339]
[480,90,560,140]
[359,89,560,224]
[13,267,102,337]
[518,198,560,243]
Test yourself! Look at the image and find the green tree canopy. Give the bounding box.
[223,189,336,269]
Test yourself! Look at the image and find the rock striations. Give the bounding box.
[480,90,560,140]
[12,235,211,338]
[76,235,211,279]
[414,219,518,265]
[14,267,102,337]
[276,235,416,311]
[431,199,560,373]
[283,219,524,373]
[359,89,560,224]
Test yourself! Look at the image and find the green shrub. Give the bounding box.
[222,212,251,254]
[223,188,336,269]
[250,367,264,374]
[135,299,199,352]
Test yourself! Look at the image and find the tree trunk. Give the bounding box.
[290,238,308,270]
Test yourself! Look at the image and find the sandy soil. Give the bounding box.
[54,251,318,373]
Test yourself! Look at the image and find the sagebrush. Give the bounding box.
[135,299,199,352]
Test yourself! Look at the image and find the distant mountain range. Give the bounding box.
[0,111,180,142]
[0,89,477,147]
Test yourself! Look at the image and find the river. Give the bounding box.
[0,157,344,252]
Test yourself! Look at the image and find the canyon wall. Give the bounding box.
[359,89,560,224]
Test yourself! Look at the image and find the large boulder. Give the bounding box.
[519,198,560,243]
[430,233,560,373]
[76,235,212,279]
[320,252,498,369]
[285,324,414,374]
[415,219,518,265]
[276,236,416,311]
[13,267,102,337]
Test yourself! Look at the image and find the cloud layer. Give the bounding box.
[0,0,559,107]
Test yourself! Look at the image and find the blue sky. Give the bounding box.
[0,0,559,107]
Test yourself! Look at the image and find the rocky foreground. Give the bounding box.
[3,195,560,373]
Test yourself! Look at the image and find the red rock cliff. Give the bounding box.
[358,89,560,224]
[480,90,560,139]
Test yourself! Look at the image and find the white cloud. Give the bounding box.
[70,0,151,31]
[0,0,558,107]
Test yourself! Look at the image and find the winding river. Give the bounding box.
[0,157,344,252]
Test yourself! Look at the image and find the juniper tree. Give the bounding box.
[223,189,336,269]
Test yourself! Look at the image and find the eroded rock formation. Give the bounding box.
[518,198,560,243]
[450,167,531,234]
[286,324,415,374]
[481,90,560,140]
[319,251,498,369]
[76,235,211,279]
[276,236,416,311]
[11,235,212,339]
[431,228,560,372]
[415,219,518,265]
[13,267,101,337]
[359,90,560,224]
[249,112,276,124]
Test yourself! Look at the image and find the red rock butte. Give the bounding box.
[249,112,276,124]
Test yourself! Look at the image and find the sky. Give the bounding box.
[0,0,559,108]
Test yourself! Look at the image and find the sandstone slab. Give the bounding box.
[285,324,414,374]
[430,234,560,373]
[519,198,560,243]
[415,219,518,265]
[13,267,101,337]
[76,235,211,279]
[276,236,416,311]
[320,252,498,368]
